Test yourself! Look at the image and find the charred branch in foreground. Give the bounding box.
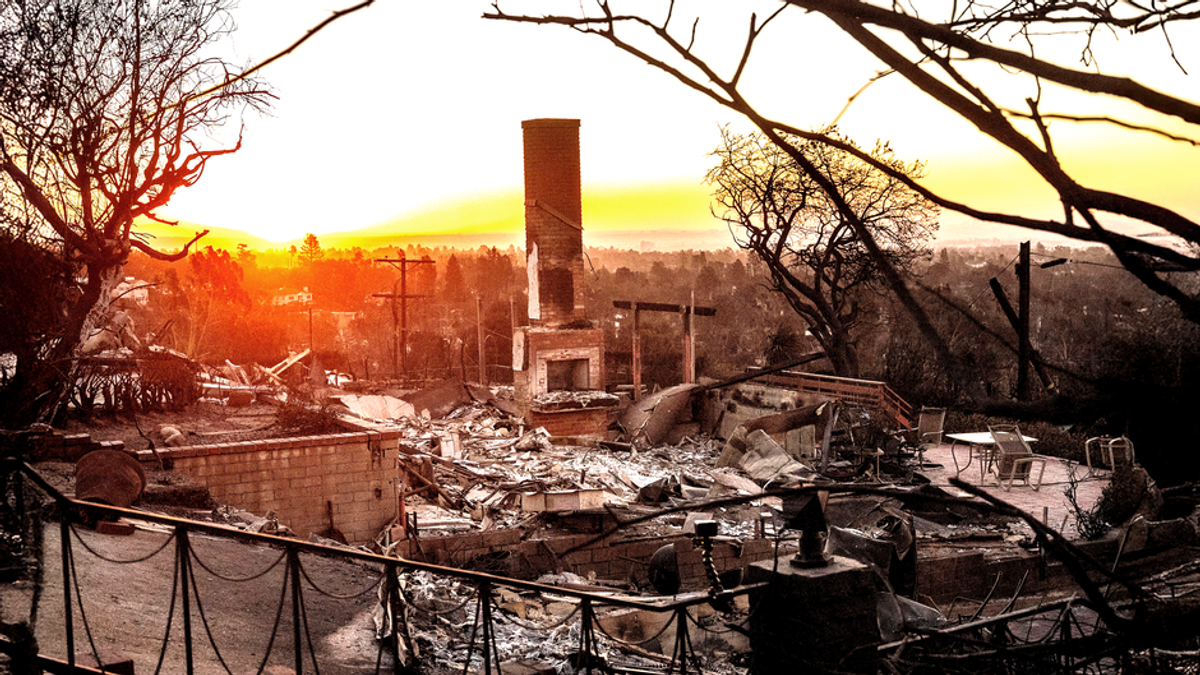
[484,0,1200,327]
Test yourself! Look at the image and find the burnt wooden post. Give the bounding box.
[683,292,696,384]
[632,302,642,398]
[989,241,1053,396]
[614,301,716,394]
[476,296,486,384]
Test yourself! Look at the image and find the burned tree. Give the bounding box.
[0,0,271,426]
[484,0,1200,400]
[708,126,938,377]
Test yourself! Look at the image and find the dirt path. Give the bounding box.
[24,519,392,674]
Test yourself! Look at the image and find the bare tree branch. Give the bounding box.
[189,0,378,104]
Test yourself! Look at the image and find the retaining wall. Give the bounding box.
[136,430,401,545]
[388,527,789,588]
[916,536,1120,607]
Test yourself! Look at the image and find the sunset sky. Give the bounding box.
[157,1,1200,248]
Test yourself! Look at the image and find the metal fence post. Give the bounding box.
[290,548,304,674]
[578,597,599,674]
[462,580,502,675]
[479,580,497,675]
[60,518,74,670]
[177,527,196,674]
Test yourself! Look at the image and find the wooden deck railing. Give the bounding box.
[752,370,913,429]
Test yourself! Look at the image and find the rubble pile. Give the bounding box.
[346,388,790,561]
[395,569,750,675]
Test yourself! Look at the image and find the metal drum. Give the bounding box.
[75,449,146,508]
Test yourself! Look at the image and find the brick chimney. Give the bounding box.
[513,119,612,437]
[522,118,584,327]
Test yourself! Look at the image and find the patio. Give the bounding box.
[915,440,1111,541]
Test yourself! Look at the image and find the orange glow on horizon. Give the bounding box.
[151,123,1200,252]
[150,181,723,251]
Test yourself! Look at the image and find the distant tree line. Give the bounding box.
[119,238,1199,400]
[117,239,803,387]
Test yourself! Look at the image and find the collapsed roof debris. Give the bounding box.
[34,355,1178,674]
[619,383,705,446]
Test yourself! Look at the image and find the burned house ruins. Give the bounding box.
[3,118,1198,675]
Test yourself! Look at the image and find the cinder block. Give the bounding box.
[455,534,482,551]
[74,649,134,675]
[590,546,619,563]
[95,519,136,536]
[563,549,591,565]
[486,529,522,547]
[498,658,556,675]
[626,541,661,558]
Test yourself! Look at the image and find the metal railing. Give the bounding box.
[0,457,761,675]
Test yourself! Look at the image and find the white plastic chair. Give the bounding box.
[989,424,1047,491]
[1084,436,1135,476]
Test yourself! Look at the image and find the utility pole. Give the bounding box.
[476,295,486,385]
[989,241,1052,399]
[1017,241,1031,401]
[373,252,435,380]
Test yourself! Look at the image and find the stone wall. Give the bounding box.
[389,527,785,588]
[915,536,1120,607]
[136,430,401,545]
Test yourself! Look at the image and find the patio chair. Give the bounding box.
[988,424,1047,491]
[903,407,945,468]
[1084,436,1136,476]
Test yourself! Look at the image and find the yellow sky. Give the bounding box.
[153,1,1200,249]
[326,182,721,242]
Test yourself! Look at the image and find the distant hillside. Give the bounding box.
[321,229,524,251]
[140,180,1117,255]
[138,181,735,253]
[133,219,280,252]
[134,221,733,255]
[135,212,1061,256]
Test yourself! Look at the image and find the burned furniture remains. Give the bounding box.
[989,424,1048,491]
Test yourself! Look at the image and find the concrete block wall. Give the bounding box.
[136,430,401,545]
[29,431,126,463]
[915,536,1119,605]
[391,528,786,588]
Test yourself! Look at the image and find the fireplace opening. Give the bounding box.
[547,358,590,392]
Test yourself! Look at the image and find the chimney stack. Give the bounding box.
[522,118,584,327]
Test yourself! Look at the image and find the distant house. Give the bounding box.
[273,287,313,306]
[112,277,151,307]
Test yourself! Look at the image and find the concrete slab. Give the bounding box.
[916,442,1108,540]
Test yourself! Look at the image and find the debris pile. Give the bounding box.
[393,569,750,675]
[349,388,782,557]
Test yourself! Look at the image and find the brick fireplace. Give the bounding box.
[512,119,615,437]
